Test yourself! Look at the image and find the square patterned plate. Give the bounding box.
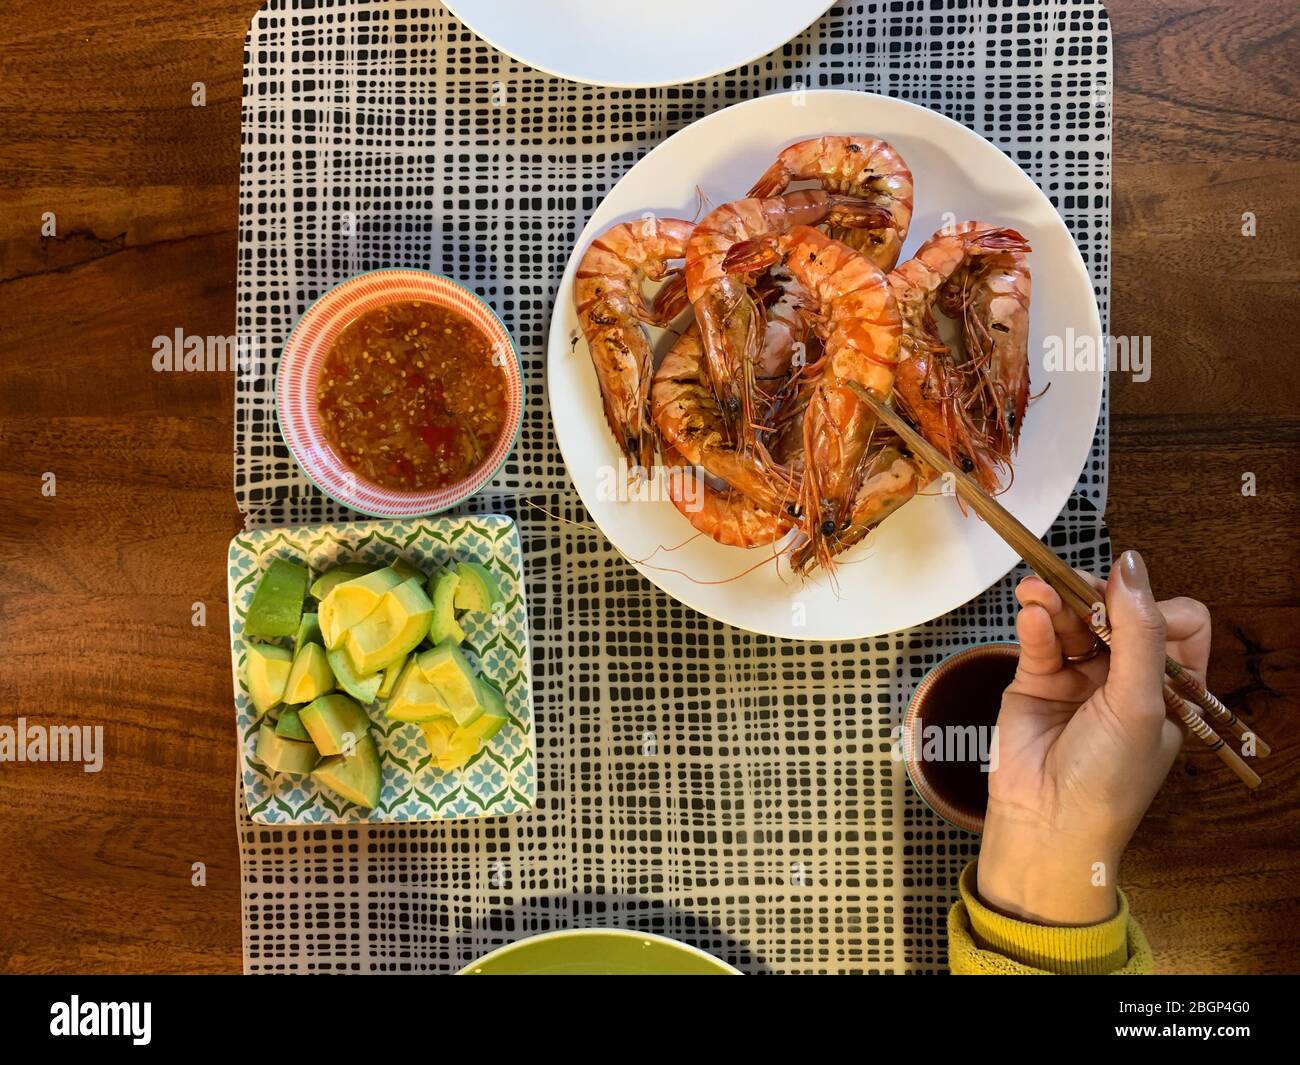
[227,516,536,824]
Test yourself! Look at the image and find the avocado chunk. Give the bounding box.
[426,568,466,645]
[299,693,371,756]
[434,729,482,772]
[389,557,425,582]
[462,714,507,745]
[244,643,294,717]
[385,658,452,723]
[274,707,312,742]
[244,559,309,638]
[419,719,454,758]
[423,677,509,771]
[294,612,323,649]
[283,642,335,704]
[343,578,434,676]
[377,655,407,700]
[417,641,482,725]
[327,647,383,704]
[476,674,507,715]
[312,731,382,809]
[319,568,405,649]
[309,562,376,601]
[454,561,504,614]
[255,723,319,775]
[456,677,509,747]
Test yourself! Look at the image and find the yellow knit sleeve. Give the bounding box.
[947,860,1154,974]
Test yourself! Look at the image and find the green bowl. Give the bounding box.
[460,929,740,975]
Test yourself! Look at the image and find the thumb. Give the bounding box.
[1102,550,1168,720]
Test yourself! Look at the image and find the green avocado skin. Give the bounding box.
[245,559,309,637]
[312,732,382,808]
[327,647,383,704]
[294,612,323,648]
[454,561,502,613]
[309,562,375,601]
[426,569,465,644]
[275,707,312,742]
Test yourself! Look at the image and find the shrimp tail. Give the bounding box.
[972,228,1031,254]
[826,198,895,232]
[747,158,790,199]
[721,236,782,275]
[649,269,689,325]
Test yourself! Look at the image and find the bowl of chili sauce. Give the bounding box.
[276,269,522,517]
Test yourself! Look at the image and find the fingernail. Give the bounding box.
[1118,549,1147,591]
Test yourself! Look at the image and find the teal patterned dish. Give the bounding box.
[227,517,535,824]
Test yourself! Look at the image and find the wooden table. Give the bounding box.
[0,0,1295,974]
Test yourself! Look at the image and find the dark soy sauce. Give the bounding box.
[916,651,1018,822]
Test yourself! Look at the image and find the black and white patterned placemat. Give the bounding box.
[236,0,1113,973]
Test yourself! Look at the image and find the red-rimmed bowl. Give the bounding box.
[276,269,523,518]
[903,642,1019,835]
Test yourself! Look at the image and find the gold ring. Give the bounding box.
[1064,640,1101,664]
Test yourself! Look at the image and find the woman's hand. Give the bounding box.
[978,550,1211,926]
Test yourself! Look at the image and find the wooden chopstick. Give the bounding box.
[846,382,1266,790]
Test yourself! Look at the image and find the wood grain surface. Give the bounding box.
[0,0,1295,974]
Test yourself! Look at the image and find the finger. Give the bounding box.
[1015,602,1063,676]
[1159,596,1212,683]
[1016,574,1096,659]
[1101,550,1168,723]
[1080,570,1107,596]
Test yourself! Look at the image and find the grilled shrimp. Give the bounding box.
[749,135,914,272]
[933,220,1032,455]
[723,225,903,574]
[661,444,793,549]
[752,266,818,425]
[574,216,694,471]
[684,191,893,431]
[832,443,932,559]
[889,223,1032,492]
[651,323,799,516]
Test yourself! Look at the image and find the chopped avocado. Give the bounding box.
[434,729,481,772]
[327,647,383,704]
[377,656,407,700]
[426,568,466,645]
[255,723,319,775]
[319,568,405,648]
[343,578,434,676]
[274,707,312,742]
[244,559,309,638]
[245,643,294,717]
[475,674,508,721]
[417,641,482,724]
[462,714,507,745]
[283,642,335,704]
[458,677,509,745]
[309,562,376,601]
[389,557,425,582]
[312,731,382,808]
[419,719,454,758]
[299,693,371,756]
[454,561,503,614]
[294,612,323,649]
[385,658,452,723]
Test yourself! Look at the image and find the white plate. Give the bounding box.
[547,91,1103,640]
[443,0,834,88]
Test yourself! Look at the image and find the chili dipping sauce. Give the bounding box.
[317,299,508,492]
